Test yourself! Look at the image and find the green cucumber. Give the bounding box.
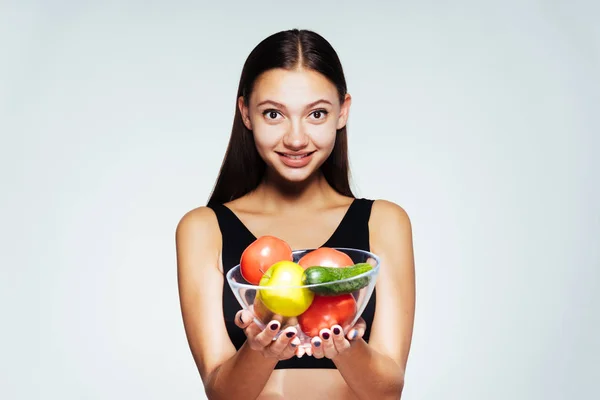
[301,263,373,296]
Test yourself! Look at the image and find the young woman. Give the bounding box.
[176,29,416,400]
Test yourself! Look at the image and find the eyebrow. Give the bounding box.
[256,99,333,109]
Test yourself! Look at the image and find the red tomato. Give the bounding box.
[298,247,354,269]
[297,294,357,337]
[240,236,293,285]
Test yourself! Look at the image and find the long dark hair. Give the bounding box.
[207,29,354,205]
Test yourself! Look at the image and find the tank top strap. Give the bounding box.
[207,201,255,272]
[208,202,254,239]
[324,197,374,251]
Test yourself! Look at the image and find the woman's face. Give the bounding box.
[239,67,351,183]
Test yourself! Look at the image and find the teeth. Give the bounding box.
[285,154,307,159]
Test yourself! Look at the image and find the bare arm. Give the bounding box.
[176,207,295,400]
[332,200,416,399]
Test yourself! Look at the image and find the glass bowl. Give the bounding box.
[225,247,380,347]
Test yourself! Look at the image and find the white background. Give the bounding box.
[1,1,598,399]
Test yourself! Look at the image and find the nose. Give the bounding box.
[282,122,309,151]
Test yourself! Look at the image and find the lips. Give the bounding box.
[276,151,316,168]
[276,151,315,159]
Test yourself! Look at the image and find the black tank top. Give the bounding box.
[207,197,377,369]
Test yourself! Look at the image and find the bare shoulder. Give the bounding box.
[176,206,220,236]
[370,199,412,235]
[175,206,223,271]
[368,199,414,260]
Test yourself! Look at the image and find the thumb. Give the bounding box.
[235,309,255,329]
[347,317,367,341]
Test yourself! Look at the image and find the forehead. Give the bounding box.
[250,68,339,108]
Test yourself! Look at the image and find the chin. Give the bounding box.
[273,168,317,183]
[265,160,322,184]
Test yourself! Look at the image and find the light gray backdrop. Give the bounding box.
[1,1,598,399]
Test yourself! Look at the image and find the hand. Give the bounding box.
[235,309,301,360]
[310,318,366,359]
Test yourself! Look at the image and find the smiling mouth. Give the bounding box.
[277,151,315,159]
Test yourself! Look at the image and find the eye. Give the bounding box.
[309,109,329,120]
[262,109,282,120]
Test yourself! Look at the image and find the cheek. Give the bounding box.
[252,125,284,153]
[308,125,337,150]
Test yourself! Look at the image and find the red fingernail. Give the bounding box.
[322,332,330,340]
[270,323,278,330]
[333,327,341,335]
[286,331,295,338]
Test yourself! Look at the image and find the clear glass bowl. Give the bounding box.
[225,248,380,347]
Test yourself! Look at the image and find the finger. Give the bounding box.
[319,328,337,359]
[234,309,255,329]
[304,342,313,357]
[346,317,367,341]
[311,336,323,359]
[278,335,301,360]
[235,310,262,342]
[254,320,281,348]
[295,346,306,358]
[265,327,297,357]
[304,345,313,357]
[331,324,350,353]
[244,323,262,340]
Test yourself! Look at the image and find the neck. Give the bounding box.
[251,170,339,213]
